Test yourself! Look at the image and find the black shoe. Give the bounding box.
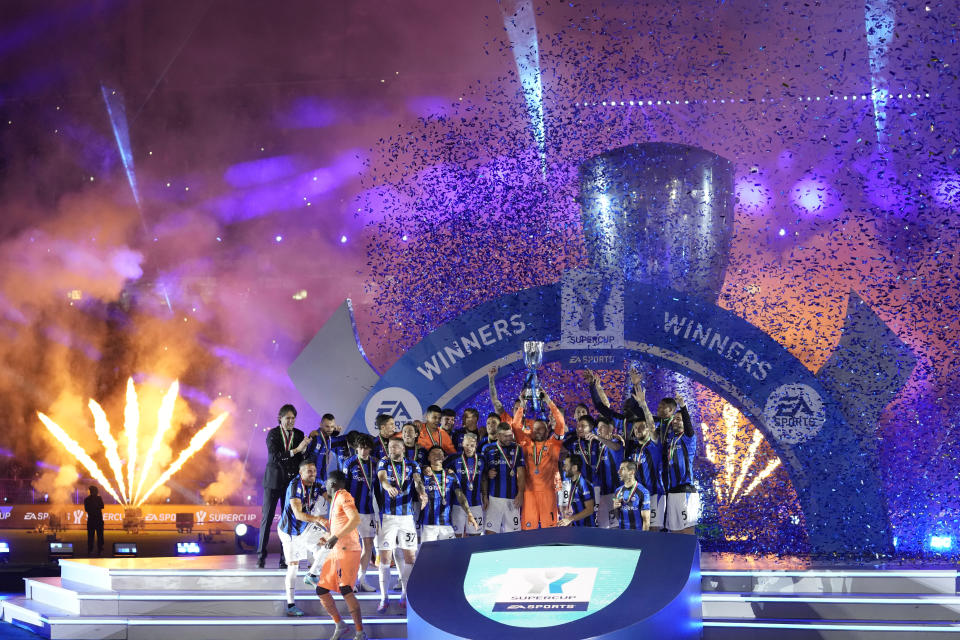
[256,559,266,569]
[278,561,288,570]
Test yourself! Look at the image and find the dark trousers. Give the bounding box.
[257,487,286,562]
[87,522,104,554]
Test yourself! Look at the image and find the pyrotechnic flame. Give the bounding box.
[722,403,738,499]
[132,380,178,504]
[742,459,782,498]
[38,377,229,507]
[729,429,764,502]
[36,412,123,504]
[123,378,139,501]
[88,399,129,503]
[136,412,230,506]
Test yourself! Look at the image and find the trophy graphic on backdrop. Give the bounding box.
[521,341,545,415]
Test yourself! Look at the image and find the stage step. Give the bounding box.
[702,617,960,639]
[59,558,397,592]
[701,569,958,594]
[702,592,960,622]
[2,596,409,639]
[25,577,405,618]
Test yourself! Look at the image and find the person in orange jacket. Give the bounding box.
[509,389,566,530]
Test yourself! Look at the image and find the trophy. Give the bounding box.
[522,341,545,415]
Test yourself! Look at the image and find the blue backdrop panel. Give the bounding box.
[407,527,701,640]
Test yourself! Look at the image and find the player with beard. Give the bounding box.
[481,422,526,534]
[420,446,478,542]
[559,455,596,527]
[509,389,566,530]
[276,459,329,616]
[451,408,482,452]
[613,460,651,530]
[477,412,500,451]
[400,422,426,466]
[372,414,398,460]
[626,410,664,530]
[375,437,427,612]
[592,417,625,529]
[445,432,485,536]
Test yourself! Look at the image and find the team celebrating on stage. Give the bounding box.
[257,366,700,639]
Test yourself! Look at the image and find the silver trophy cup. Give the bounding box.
[522,341,545,414]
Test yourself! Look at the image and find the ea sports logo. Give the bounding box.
[763,383,826,444]
[364,387,423,433]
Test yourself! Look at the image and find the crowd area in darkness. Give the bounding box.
[254,366,700,639]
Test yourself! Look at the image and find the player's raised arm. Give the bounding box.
[544,390,566,437]
[488,366,505,415]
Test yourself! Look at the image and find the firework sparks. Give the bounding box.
[729,429,764,502]
[123,378,140,501]
[133,380,178,504]
[136,412,229,506]
[37,412,124,504]
[88,399,129,503]
[742,459,783,498]
[36,378,229,506]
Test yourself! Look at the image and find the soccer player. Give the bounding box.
[276,459,329,616]
[477,412,500,451]
[626,412,664,530]
[613,460,651,530]
[376,437,427,612]
[440,408,457,434]
[418,405,456,454]
[510,390,566,530]
[373,414,398,460]
[452,408,482,452]
[481,422,526,534]
[309,470,367,640]
[341,434,379,592]
[564,415,602,486]
[662,394,699,534]
[400,423,426,465]
[307,413,350,479]
[420,446,479,542]
[559,455,596,527]
[592,417,625,529]
[445,432,485,536]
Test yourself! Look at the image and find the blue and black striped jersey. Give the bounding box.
[376,457,422,516]
[626,439,664,495]
[615,482,651,530]
[451,427,483,453]
[278,475,326,536]
[481,442,525,499]
[404,444,427,466]
[444,453,485,506]
[563,436,602,485]
[663,433,696,490]
[419,467,461,526]
[595,438,625,495]
[567,474,596,527]
[342,454,379,514]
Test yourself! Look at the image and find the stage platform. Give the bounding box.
[1,553,958,639]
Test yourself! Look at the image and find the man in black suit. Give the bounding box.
[258,404,313,568]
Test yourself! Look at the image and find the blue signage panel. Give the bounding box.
[347,272,893,552]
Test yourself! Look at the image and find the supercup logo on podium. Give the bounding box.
[522,340,545,415]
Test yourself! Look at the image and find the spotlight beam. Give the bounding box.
[499,0,546,175]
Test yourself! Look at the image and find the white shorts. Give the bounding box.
[356,512,378,539]
[377,514,418,551]
[452,505,483,535]
[649,494,665,530]
[596,493,618,529]
[277,525,327,563]
[420,525,456,542]
[485,496,521,533]
[664,491,700,531]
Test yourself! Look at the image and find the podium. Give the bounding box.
[407,527,701,639]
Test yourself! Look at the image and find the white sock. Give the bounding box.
[399,559,413,597]
[285,562,298,604]
[308,547,328,576]
[378,562,391,600]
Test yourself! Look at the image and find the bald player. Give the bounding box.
[509,389,566,530]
